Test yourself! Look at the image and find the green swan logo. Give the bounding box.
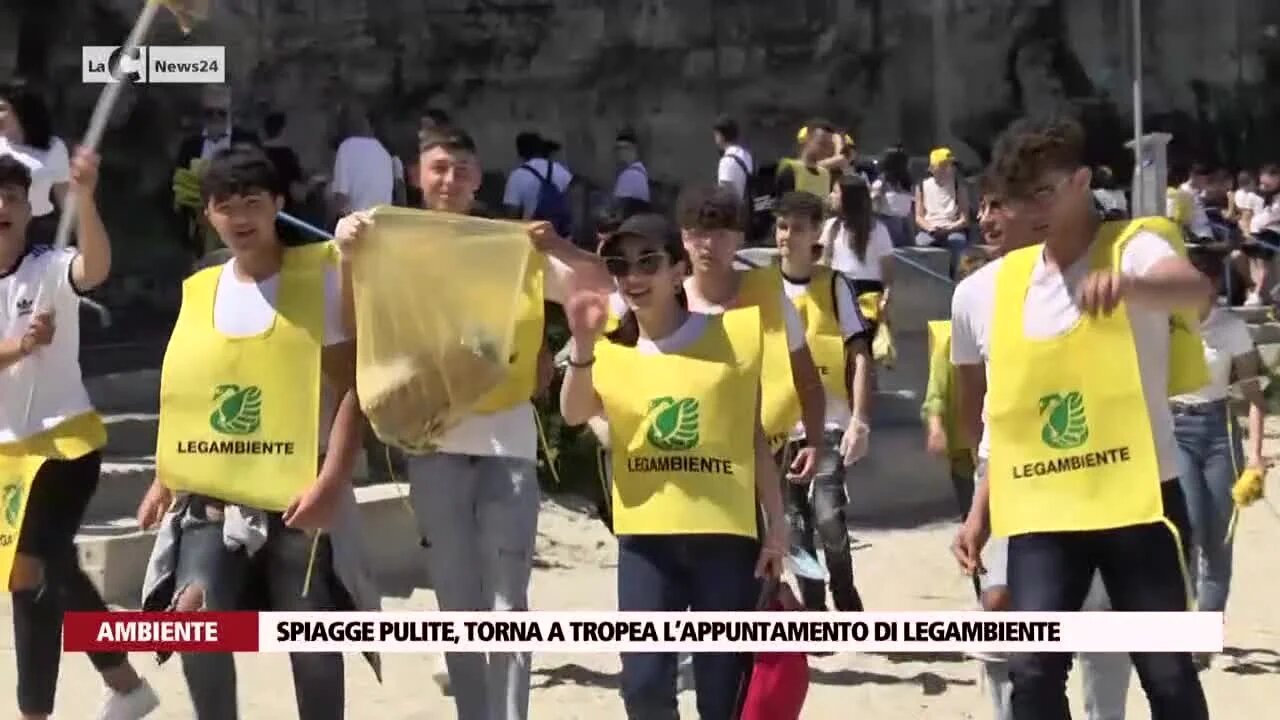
[2,482,22,528]
[645,397,701,451]
[209,384,263,435]
[1039,391,1088,450]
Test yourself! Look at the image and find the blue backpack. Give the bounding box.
[521,159,573,237]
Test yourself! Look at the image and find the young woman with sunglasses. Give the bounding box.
[560,212,786,720]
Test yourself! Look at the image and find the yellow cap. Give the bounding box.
[930,147,954,167]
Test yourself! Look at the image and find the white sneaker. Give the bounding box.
[1245,291,1264,307]
[96,679,159,720]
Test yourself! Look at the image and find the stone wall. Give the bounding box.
[3,0,1280,273]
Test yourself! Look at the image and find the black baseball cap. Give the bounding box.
[598,213,683,260]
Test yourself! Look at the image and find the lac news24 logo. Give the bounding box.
[82,45,225,84]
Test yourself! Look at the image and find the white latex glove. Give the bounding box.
[334,210,372,257]
[840,420,870,465]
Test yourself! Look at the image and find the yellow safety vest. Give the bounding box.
[1097,217,1209,396]
[739,268,803,449]
[785,266,847,405]
[595,308,762,537]
[986,241,1164,536]
[0,412,106,587]
[155,243,332,511]
[471,259,545,414]
[778,158,832,199]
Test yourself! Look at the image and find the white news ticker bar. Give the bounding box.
[257,611,1224,654]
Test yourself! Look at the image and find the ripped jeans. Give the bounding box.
[169,495,346,720]
[12,451,127,715]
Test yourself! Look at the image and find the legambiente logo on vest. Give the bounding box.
[174,384,296,456]
[1012,391,1131,479]
[626,397,735,475]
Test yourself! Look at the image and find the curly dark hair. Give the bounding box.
[988,115,1085,199]
[676,184,743,232]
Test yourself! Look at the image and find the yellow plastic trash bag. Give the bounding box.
[350,207,534,452]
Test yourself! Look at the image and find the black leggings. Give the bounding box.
[13,451,125,715]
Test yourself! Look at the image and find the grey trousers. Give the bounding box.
[408,453,541,720]
[982,573,1132,720]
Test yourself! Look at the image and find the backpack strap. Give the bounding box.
[728,153,752,180]
[519,162,554,187]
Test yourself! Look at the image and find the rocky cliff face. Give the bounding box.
[3,0,1280,271]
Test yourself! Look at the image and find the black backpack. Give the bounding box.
[729,154,776,246]
[520,159,573,238]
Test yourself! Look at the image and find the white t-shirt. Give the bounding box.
[614,162,650,202]
[920,175,962,227]
[1249,195,1280,234]
[0,137,70,217]
[331,136,394,212]
[782,274,866,432]
[1093,189,1128,216]
[717,145,753,200]
[0,247,91,442]
[872,179,913,218]
[1172,307,1255,404]
[950,232,1180,481]
[824,218,894,282]
[212,261,349,451]
[1234,189,1264,216]
[502,159,573,219]
[1178,182,1213,239]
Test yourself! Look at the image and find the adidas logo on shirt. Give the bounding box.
[15,298,32,316]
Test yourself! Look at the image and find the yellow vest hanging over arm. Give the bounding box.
[155,243,331,511]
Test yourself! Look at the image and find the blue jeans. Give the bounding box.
[1173,400,1242,612]
[916,229,969,274]
[1006,481,1207,720]
[616,534,759,720]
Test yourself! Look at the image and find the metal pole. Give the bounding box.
[1132,0,1144,204]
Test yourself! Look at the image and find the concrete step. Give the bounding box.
[1259,342,1280,371]
[1248,322,1280,345]
[84,369,160,414]
[1229,305,1274,325]
[85,457,155,523]
[77,483,429,607]
[102,412,159,458]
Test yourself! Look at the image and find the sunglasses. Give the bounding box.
[603,252,665,277]
[203,107,228,119]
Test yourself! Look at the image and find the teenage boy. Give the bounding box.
[334,125,607,720]
[137,146,378,720]
[952,117,1210,720]
[772,191,872,611]
[1,149,161,719]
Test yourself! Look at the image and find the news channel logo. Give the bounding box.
[82,46,225,84]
